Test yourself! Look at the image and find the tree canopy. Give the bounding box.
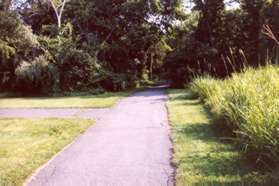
[0,0,278,93]
[166,0,279,87]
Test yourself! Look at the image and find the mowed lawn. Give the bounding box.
[167,89,270,186]
[0,92,131,108]
[0,118,93,185]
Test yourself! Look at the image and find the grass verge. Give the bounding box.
[167,89,276,186]
[190,66,279,166]
[0,118,93,185]
[0,91,131,108]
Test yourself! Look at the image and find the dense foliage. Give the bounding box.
[166,0,279,87]
[191,66,279,167]
[0,0,182,94]
[1,1,278,92]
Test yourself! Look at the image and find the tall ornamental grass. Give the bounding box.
[190,65,279,165]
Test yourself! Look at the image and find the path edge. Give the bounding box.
[23,121,95,186]
[164,89,177,186]
[23,90,136,185]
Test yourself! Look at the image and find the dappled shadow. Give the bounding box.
[0,91,128,100]
[122,90,168,99]
[20,85,170,100]
[180,100,200,106]
[169,89,199,101]
[174,107,276,186]
[176,123,247,174]
[127,97,167,105]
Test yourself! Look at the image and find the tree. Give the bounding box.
[0,0,12,10]
[1,0,183,93]
[239,0,265,64]
[63,0,180,80]
[49,0,68,35]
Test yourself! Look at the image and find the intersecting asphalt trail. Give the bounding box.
[3,87,175,186]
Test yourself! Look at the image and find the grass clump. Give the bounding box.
[0,118,93,185]
[167,89,274,186]
[190,65,279,167]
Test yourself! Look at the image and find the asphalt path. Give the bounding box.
[23,88,174,186]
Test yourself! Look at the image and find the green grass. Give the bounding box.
[190,66,279,165]
[0,91,130,108]
[167,89,276,186]
[0,118,93,185]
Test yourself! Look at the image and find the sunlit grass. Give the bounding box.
[0,91,131,108]
[190,66,279,165]
[0,118,93,185]
[167,89,275,186]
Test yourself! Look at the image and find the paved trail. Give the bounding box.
[26,88,174,186]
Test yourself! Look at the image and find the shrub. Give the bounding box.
[39,36,97,91]
[0,12,47,92]
[0,11,20,39]
[57,47,95,91]
[190,65,279,166]
[0,39,15,61]
[15,55,58,95]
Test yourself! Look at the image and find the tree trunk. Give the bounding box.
[149,53,154,80]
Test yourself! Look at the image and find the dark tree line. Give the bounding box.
[166,0,279,87]
[0,0,278,93]
[0,0,182,95]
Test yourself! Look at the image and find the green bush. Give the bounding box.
[0,11,20,39]
[58,47,95,91]
[0,39,15,61]
[39,36,97,92]
[0,12,48,92]
[15,55,58,95]
[190,65,279,166]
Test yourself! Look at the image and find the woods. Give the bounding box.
[1,1,279,92]
[2,0,278,92]
[0,0,180,94]
[166,0,279,87]
[1,0,279,185]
